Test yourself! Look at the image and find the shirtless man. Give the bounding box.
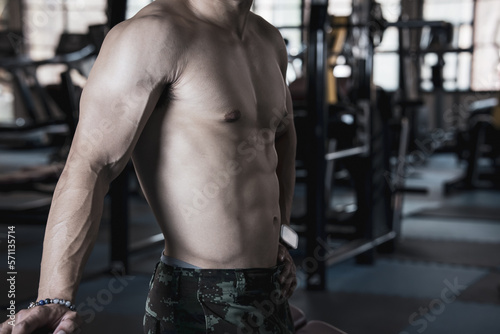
[1,0,297,333]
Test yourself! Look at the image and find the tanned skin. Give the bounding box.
[0,0,297,333]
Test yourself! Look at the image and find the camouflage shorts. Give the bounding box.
[143,261,295,334]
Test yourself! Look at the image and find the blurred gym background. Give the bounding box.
[0,0,499,333]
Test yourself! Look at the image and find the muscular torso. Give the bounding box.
[131,2,289,268]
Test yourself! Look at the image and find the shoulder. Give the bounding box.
[97,2,190,83]
[249,12,285,46]
[248,12,288,72]
[106,2,188,51]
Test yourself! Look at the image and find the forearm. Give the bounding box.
[278,167,295,226]
[275,127,298,297]
[37,161,110,302]
[35,19,166,302]
[276,127,297,226]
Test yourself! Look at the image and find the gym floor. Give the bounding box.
[1,150,500,334]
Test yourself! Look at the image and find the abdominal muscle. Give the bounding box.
[133,120,282,269]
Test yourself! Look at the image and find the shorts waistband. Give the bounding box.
[160,253,201,269]
[154,256,283,286]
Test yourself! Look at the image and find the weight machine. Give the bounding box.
[296,0,402,291]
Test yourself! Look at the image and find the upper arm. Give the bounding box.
[272,30,295,140]
[67,17,181,181]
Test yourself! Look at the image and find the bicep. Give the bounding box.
[68,23,167,180]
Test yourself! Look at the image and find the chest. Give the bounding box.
[173,35,287,127]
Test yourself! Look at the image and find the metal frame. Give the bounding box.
[302,0,402,290]
[305,0,329,291]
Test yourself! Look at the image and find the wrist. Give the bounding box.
[29,297,77,311]
[38,287,75,304]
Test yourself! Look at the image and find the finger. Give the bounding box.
[283,271,297,298]
[11,306,55,334]
[286,279,298,298]
[282,274,294,297]
[1,321,14,334]
[280,267,293,294]
[0,320,12,334]
[279,261,291,283]
[8,308,36,333]
[277,244,286,262]
[12,309,28,325]
[279,251,294,280]
[53,316,81,334]
[60,312,82,333]
[282,262,297,298]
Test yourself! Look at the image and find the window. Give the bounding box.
[328,0,352,17]
[22,0,152,64]
[368,0,477,92]
[0,0,11,29]
[373,0,402,91]
[472,0,500,91]
[21,0,106,85]
[420,0,474,91]
[24,0,107,61]
[20,0,153,84]
[252,0,303,55]
[127,0,153,19]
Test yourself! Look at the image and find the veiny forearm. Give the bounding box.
[37,161,110,302]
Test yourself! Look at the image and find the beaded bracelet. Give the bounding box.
[28,298,76,311]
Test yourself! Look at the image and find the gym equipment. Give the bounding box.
[0,30,100,149]
[290,304,307,329]
[297,321,348,334]
[0,27,108,232]
[107,0,128,29]
[304,0,329,291]
[0,32,98,194]
[290,304,348,334]
[295,0,399,291]
[445,98,500,193]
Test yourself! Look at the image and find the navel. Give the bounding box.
[224,109,242,123]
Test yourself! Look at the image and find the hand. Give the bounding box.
[0,304,81,334]
[277,243,297,299]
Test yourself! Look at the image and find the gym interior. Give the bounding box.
[1,0,499,333]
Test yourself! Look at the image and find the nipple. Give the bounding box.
[224,109,241,123]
